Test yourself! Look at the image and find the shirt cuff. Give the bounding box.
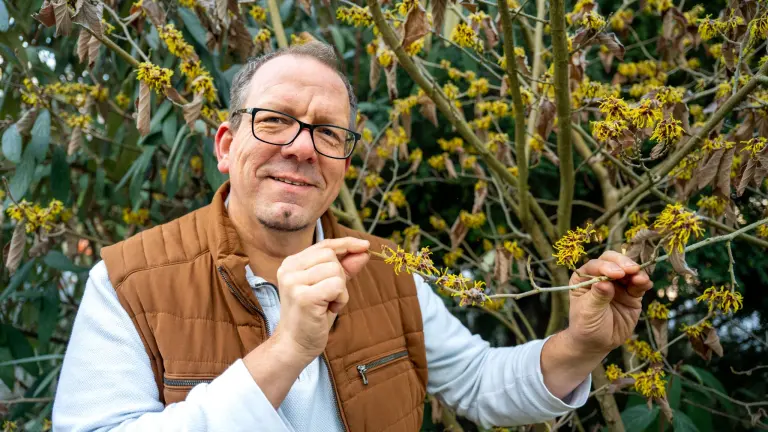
[528,337,592,412]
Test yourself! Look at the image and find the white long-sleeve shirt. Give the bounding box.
[52,220,591,432]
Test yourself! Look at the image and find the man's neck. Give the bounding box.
[227,197,315,285]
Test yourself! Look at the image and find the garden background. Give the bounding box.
[0,0,767,430]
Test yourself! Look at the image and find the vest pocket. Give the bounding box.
[162,373,215,390]
[353,349,408,385]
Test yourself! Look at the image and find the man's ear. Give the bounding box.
[344,156,351,171]
[215,122,234,174]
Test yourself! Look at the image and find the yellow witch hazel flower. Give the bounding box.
[598,96,630,122]
[504,240,525,259]
[123,208,150,226]
[249,5,267,23]
[430,215,447,231]
[630,100,662,128]
[696,285,743,314]
[650,118,684,144]
[552,223,599,269]
[631,367,667,398]
[696,195,727,216]
[336,5,373,27]
[625,338,662,363]
[136,62,173,93]
[581,11,606,31]
[653,203,705,253]
[450,22,484,52]
[158,24,195,60]
[647,301,670,320]
[681,320,712,339]
[605,364,625,381]
[459,210,487,229]
[758,224,768,239]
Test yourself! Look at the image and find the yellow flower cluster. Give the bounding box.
[443,249,464,267]
[573,79,619,105]
[463,156,478,169]
[617,61,659,79]
[591,120,627,142]
[409,148,423,163]
[504,241,524,259]
[136,62,173,93]
[405,38,425,55]
[442,82,460,101]
[486,132,509,152]
[581,11,606,31]
[249,5,267,23]
[631,367,667,398]
[610,10,633,31]
[605,364,625,381]
[650,118,683,144]
[430,215,447,231]
[696,285,743,314]
[698,11,744,41]
[630,210,650,226]
[64,114,92,129]
[404,225,420,240]
[467,78,490,97]
[653,203,705,253]
[201,106,228,123]
[552,223,598,268]
[336,5,373,27]
[395,0,418,16]
[254,29,272,43]
[290,33,314,46]
[599,96,630,121]
[345,165,359,180]
[382,245,438,276]
[631,100,663,128]
[438,137,464,153]
[654,86,684,105]
[647,301,670,320]
[384,189,407,207]
[757,224,768,239]
[670,150,703,180]
[471,115,493,130]
[179,0,196,7]
[697,195,727,216]
[392,95,419,118]
[478,100,510,117]
[681,320,713,339]
[626,339,663,364]
[460,211,486,229]
[122,208,150,226]
[115,92,131,109]
[741,137,767,159]
[364,173,384,189]
[6,199,70,233]
[159,24,195,60]
[428,154,447,170]
[450,22,484,53]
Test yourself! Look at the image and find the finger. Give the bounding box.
[575,258,625,281]
[340,251,370,280]
[281,247,338,273]
[599,250,641,274]
[590,280,615,306]
[313,276,349,313]
[309,237,371,256]
[619,272,653,297]
[292,261,345,286]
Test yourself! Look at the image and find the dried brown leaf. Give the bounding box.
[493,246,511,286]
[183,92,205,129]
[472,180,487,213]
[68,126,82,156]
[137,81,151,136]
[33,0,57,27]
[690,327,723,361]
[164,86,184,104]
[28,232,52,258]
[449,217,468,250]
[72,0,103,38]
[737,158,755,196]
[536,98,556,141]
[230,16,255,62]
[53,0,72,37]
[657,396,674,423]
[77,28,90,64]
[297,0,312,14]
[697,148,724,190]
[444,154,457,179]
[87,34,100,69]
[5,222,26,275]
[16,108,38,136]
[669,247,698,278]
[418,95,438,127]
[369,55,381,90]
[142,0,166,29]
[384,63,398,100]
[716,147,736,197]
[431,0,449,33]
[651,318,669,356]
[593,32,625,60]
[403,4,429,49]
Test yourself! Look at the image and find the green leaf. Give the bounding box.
[2,123,22,162]
[328,25,345,53]
[43,251,89,273]
[668,375,682,410]
[0,259,36,303]
[0,354,63,368]
[129,145,157,207]
[162,113,178,148]
[0,324,38,377]
[0,348,14,390]
[149,100,172,135]
[683,391,714,432]
[179,8,209,49]
[681,365,734,413]
[50,145,70,202]
[0,0,9,32]
[9,144,36,200]
[203,137,227,191]
[29,108,51,161]
[622,404,659,432]
[37,285,60,353]
[672,410,700,432]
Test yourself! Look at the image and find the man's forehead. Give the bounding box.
[245,55,348,105]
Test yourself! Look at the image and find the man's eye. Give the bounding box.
[263,116,284,123]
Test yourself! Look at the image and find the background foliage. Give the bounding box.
[0,0,767,431]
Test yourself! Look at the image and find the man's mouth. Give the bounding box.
[269,176,313,187]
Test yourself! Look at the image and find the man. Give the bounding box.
[52,42,653,431]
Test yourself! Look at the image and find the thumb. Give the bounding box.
[339,251,370,280]
[589,280,615,307]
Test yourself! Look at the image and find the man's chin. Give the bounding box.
[256,206,313,233]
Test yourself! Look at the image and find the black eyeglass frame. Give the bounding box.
[232,107,361,160]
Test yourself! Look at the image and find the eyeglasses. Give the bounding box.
[231,108,360,159]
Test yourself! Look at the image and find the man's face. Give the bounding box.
[215,55,351,232]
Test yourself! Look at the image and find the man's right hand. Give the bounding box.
[243,237,370,408]
[273,237,370,362]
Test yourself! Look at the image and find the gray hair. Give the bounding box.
[227,41,358,131]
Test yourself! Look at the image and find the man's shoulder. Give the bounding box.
[100,204,213,289]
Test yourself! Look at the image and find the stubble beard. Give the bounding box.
[256,208,311,232]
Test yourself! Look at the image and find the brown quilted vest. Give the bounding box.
[100,182,428,431]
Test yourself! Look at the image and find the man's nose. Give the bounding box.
[280,127,318,163]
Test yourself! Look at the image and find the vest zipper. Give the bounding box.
[217,266,270,335]
[163,377,214,387]
[321,352,350,432]
[355,350,408,385]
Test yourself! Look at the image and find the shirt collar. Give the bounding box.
[224,192,325,285]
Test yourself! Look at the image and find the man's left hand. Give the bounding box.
[566,250,654,355]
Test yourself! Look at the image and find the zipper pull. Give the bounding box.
[357,364,369,385]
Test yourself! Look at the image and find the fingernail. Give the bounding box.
[610,263,622,272]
